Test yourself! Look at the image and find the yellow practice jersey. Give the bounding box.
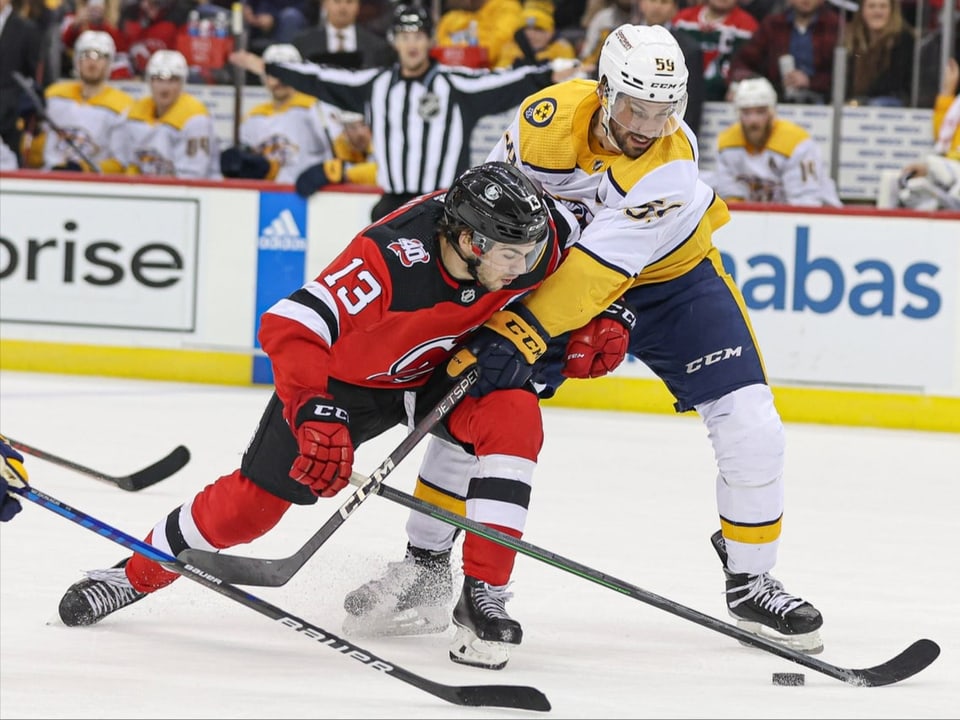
[118,93,220,178]
[714,118,842,207]
[40,81,133,172]
[487,79,730,336]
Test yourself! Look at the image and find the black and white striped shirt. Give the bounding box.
[266,59,555,194]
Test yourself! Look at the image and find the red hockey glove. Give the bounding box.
[562,299,636,379]
[290,398,353,498]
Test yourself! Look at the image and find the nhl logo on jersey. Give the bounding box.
[460,288,476,303]
[523,98,556,127]
[418,92,441,120]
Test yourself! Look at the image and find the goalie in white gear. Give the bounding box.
[712,76,842,206]
[345,23,825,659]
[114,50,221,178]
[33,30,134,173]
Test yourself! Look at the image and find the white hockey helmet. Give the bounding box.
[597,24,688,142]
[75,30,116,60]
[734,77,778,111]
[262,43,302,65]
[145,50,189,80]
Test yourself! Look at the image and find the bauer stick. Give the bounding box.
[178,367,479,586]
[189,468,940,687]
[12,71,102,173]
[6,436,190,491]
[9,483,549,711]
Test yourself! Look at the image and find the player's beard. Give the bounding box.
[79,64,109,88]
[609,121,655,160]
[743,120,772,150]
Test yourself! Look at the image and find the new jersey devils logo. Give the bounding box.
[366,336,460,383]
[388,237,430,267]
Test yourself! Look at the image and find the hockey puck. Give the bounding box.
[772,672,805,686]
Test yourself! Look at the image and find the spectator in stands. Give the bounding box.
[636,0,705,137]
[115,49,221,177]
[294,107,378,195]
[711,76,842,205]
[877,57,960,210]
[728,0,839,104]
[120,0,192,77]
[61,0,131,79]
[579,0,634,67]
[220,43,338,183]
[243,0,309,49]
[0,0,42,167]
[843,0,915,107]
[27,31,134,173]
[738,0,786,24]
[495,2,578,68]
[673,0,759,101]
[292,0,394,67]
[435,0,524,68]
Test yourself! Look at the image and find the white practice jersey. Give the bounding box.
[41,81,133,171]
[713,118,842,207]
[487,79,730,336]
[240,92,339,184]
[116,93,221,178]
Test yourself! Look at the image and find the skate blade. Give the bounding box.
[342,605,450,638]
[448,624,514,670]
[734,619,824,654]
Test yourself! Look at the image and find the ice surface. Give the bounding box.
[1,371,957,719]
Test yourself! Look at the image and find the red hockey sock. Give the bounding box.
[126,470,291,593]
[462,524,522,587]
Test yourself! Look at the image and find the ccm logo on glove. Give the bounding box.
[291,398,353,497]
[562,299,636,379]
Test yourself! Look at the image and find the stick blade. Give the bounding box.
[118,445,191,491]
[846,639,941,687]
[445,684,551,711]
[177,547,292,586]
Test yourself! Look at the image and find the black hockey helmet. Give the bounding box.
[390,3,433,37]
[445,161,549,245]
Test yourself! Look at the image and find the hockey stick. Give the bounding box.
[179,368,479,586]
[191,466,941,687]
[12,71,102,173]
[10,483,550,712]
[6,437,190,491]
[345,479,940,687]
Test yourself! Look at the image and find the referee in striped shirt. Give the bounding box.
[230,4,581,220]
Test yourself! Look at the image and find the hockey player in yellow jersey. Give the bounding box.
[343,23,824,666]
[117,50,220,178]
[30,31,133,173]
[220,43,338,185]
[712,76,842,206]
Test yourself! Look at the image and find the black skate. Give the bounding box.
[449,575,522,670]
[711,530,824,654]
[342,544,453,638]
[58,558,148,627]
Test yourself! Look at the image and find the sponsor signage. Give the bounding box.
[253,192,308,384]
[0,190,199,331]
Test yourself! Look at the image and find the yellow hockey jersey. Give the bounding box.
[118,93,220,178]
[486,79,730,336]
[40,81,134,173]
[713,118,842,207]
[240,92,337,184]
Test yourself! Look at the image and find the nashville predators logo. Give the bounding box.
[257,134,299,164]
[523,98,557,127]
[134,149,175,176]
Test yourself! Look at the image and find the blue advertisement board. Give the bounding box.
[252,192,308,384]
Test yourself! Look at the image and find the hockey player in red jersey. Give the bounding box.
[56,161,577,671]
